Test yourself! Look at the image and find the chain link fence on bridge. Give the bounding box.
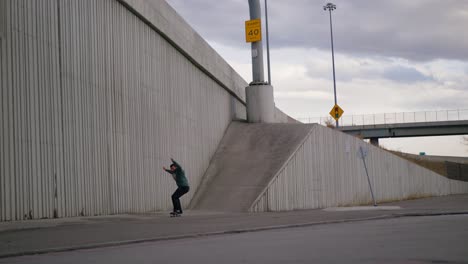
[297,109,468,126]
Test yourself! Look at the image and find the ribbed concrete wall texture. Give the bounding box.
[0,0,254,221]
[251,125,468,212]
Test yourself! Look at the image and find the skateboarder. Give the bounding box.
[163,158,190,216]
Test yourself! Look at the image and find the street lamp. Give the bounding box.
[323,2,339,127]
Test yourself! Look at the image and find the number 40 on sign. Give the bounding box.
[245,19,262,42]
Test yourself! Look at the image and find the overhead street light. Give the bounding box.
[324,2,339,128]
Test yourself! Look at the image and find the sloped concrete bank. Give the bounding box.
[190,122,313,212]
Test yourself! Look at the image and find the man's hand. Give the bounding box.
[163,166,167,170]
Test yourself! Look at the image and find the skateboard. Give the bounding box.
[170,212,182,217]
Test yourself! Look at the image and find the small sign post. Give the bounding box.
[245,19,262,42]
[358,146,377,206]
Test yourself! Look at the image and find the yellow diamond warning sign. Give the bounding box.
[329,104,344,121]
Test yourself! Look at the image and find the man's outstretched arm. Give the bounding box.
[170,158,181,169]
[162,167,173,174]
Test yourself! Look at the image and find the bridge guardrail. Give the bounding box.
[297,109,468,126]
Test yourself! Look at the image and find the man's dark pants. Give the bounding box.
[172,186,190,213]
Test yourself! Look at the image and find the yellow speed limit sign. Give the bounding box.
[245,19,262,42]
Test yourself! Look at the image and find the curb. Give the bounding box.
[1,211,467,259]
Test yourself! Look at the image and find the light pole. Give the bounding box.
[265,0,271,85]
[324,2,338,127]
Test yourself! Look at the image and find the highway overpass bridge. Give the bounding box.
[339,120,468,145]
[298,109,468,145]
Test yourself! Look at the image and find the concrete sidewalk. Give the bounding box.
[1,195,468,258]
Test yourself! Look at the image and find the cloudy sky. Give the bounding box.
[166,0,468,157]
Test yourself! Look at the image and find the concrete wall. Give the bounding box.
[0,0,253,221]
[118,0,248,103]
[251,125,468,212]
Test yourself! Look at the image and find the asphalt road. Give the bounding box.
[2,215,468,264]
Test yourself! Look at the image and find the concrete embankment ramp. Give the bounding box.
[190,122,313,212]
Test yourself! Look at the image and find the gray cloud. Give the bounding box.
[166,0,468,62]
[382,66,432,83]
[396,93,468,110]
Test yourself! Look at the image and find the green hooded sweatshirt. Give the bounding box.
[165,159,189,187]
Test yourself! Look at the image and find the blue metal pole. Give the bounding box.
[265,0,271,85]
[328,8,338,127]
[248,0,265,83]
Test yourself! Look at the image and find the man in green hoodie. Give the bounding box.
[163,158,190,216]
